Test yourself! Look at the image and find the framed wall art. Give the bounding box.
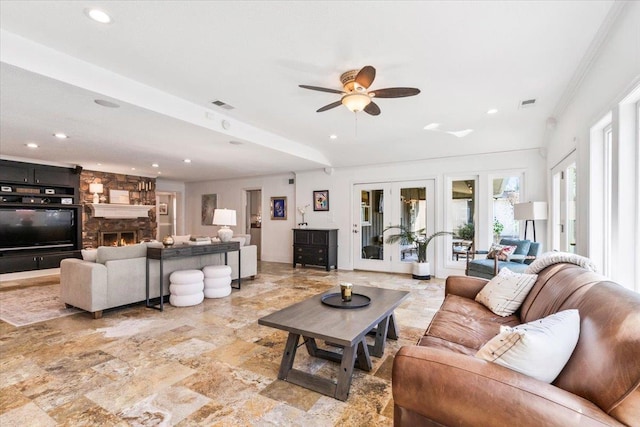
[313,190,329,211]
[158,202,168,215]
[271,196,287,220]
[109,189,130,204]
[201,194,217,225]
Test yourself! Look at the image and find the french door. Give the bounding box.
[352,180,435,273]
[551,153,577,253]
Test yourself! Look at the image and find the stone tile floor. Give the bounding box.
[0,262,445,426]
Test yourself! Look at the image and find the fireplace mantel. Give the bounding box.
[88,203,153,219]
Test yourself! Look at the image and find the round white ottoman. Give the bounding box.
[169,269,204,307]
[202,265,232,298]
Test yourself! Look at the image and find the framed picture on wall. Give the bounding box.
[271,196,287,220]
[313,190,329,211]
[201,194,217,225]
[158,203,168,215]
[109,189,130,204]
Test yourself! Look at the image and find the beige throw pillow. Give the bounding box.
[476,309,580,383]
[475,267,538,316]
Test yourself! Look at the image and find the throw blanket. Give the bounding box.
[525,251,597,274]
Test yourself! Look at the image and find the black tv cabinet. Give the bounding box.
[0,159,82,274]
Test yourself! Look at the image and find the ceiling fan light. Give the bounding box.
[342,93,371,113]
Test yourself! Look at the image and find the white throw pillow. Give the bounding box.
[230,236,246,247]
[81,249,97,262]
[475,267,538,316]
[476,309,580,383]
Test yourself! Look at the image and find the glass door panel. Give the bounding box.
[449,178,477,264]
[353,184,388,272]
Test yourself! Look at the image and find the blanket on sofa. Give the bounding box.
[525,251,597,274]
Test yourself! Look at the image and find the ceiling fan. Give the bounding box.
[299,65,420,116]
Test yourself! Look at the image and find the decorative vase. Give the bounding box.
[162,235,174,247]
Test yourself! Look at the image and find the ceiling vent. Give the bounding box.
[519,98,536,109]
[211,100,235,110]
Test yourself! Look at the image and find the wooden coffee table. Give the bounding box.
[258,285,409,401]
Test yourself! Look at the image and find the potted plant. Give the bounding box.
[457,222,474,241]
[493,219,504,243]
[384,225,453,280]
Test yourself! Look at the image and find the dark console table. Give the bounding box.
[146,241,240,311]
[293,228,338,271]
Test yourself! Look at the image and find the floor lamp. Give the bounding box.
[514,202,548,242]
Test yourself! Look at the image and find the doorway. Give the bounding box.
[246,189,262,260]
[156,192,177,239]
[352,180,435,274]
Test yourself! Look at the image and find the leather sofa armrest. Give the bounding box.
[393,346,621,427]
[445,275,488,299]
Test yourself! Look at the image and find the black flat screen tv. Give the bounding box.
[0,207,76,251]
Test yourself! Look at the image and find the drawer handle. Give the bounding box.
[297,255,303,259]
[318,258,324,262]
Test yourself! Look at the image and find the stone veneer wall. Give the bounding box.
[80,170,157,248]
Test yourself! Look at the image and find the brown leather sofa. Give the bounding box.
[392,263,640,426]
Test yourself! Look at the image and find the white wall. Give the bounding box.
[182,149,546,276]
[545,0,640,289]
[295,149,546,277]
[185,173,295,263]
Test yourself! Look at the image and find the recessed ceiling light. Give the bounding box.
[447,129,474,138]
[152,163,159,168]
[184,159,191,163]
[157,171,162,175]
[53,133,68,139]
[26,143,38,149]
[94,99,120,108]
[329,134,338,140]
[85,8,112,24]
[423,123,440,130]
[131,168,136,171]
[487,108,498,114]
[97,163,102,166]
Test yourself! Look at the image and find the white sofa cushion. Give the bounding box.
[96,243,147,264]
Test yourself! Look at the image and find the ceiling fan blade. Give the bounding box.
[364,101,381,116]
[355,66,376,89]
[299,85,344,95]
[316,100,343,112]
[371,87,421,98]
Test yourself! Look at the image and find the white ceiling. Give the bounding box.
[0,1,616,182]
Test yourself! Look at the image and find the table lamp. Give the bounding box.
[89,183,103,204]
[514,202,548,242]
[212,208,236,242]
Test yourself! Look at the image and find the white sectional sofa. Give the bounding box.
[60,236,257,318]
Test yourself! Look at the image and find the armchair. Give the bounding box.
[465,238,540,279]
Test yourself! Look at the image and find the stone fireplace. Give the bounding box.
[80,170,157,248]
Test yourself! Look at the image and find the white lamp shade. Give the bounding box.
[342,93,372,112]
[514,202,548,220]
[89,183,103,194]
[212,208,237,226]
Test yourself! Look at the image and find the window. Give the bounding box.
[492,176,521,241]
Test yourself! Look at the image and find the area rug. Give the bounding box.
[0,283,81,327]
